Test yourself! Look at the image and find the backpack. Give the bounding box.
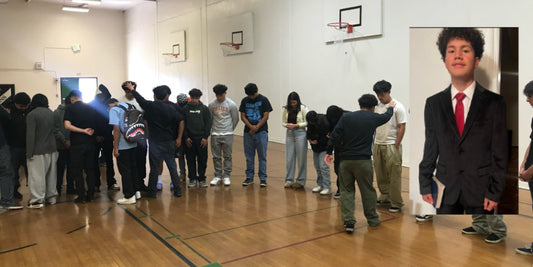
[117,103,145,143]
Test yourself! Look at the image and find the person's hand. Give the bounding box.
[186,138,192,147]
[520,168,533,182]
[64,140,71,149]
[422,194,434,205]
[200,138,207,148]
[113,147,119,157]
[286,123,296,130]
[484,198,498,211]
[84,128,94,136]
[388,100,396,108]
[394,143,400,150]
[175,139,181,148]
[249,125,258,135]
[324,154,334,165]
[126,82,135,91]
[309,139,318,145]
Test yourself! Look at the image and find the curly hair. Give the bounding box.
[436,28,485,61]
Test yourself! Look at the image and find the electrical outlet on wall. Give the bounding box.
[34,62,43,70]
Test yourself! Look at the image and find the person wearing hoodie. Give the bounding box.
[54,96,74,195]
[26,94,59,208]
[184,88,212,188]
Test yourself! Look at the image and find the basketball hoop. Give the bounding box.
[220,42,240,56]
[327,22,353,33]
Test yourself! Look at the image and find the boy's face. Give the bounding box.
[444,38,480,81]
[376,92,391,104]
[527,95,533,107]
[216,92,226,102]
[190,97,200,105]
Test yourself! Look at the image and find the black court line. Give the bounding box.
[118,205,196,267]
[0,243,37,255]
[184,205,338,240]
[102,207,112,215]
[66,224,90,234]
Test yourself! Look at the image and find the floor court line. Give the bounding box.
[220,216,399,265]
[66,224,90,234]
[0,243,37,255]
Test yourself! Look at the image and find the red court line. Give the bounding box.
[221,216,398,265]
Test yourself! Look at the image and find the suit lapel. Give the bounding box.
[460,84,486,141]
[439,86,461,138]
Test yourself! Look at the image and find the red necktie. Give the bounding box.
[455,93,466,136]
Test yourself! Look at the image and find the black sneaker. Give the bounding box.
[242,179,254,186]
[485,233,505,244]
[2,203,23,210]
[173,186,182,197]
[344,222,355,233]
[415,215,433,222]
[461,226,480,235]
[376,199,390,205]
[334,191,341,199]
[260,180,267,187]
[73,197,86,204]
[516,243,533,255]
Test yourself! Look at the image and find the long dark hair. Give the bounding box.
[285,91,301,112]
[28,93,49,113]
[326,105,346,132]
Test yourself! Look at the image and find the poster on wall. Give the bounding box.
[0,84,15,107]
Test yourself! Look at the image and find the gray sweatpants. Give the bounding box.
[27,152,58,204]
[211,135,233,178]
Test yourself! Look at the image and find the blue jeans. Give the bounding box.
[148,140,180,196]
[243,131,268,181]
[285,129,307,185]
[0,145,15,206]
[313,151,331,189]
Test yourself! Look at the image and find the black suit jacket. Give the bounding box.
[419,83,508,208]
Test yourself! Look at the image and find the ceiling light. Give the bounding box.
[62,6,90,12]
[72,0,101,5]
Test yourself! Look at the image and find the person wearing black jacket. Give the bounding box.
[325,94,395,233]
[126,82,184,198]
[0,105,23,210]
[306,111,331,195]
[184,88,212,188]
[6,92,30,199]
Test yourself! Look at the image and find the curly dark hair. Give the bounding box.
[213,84,228,95]
[373,80,391,94]
[524,81,533,97]
[358,94,378,109]
[437,28,485,61]
[189,88,203,98]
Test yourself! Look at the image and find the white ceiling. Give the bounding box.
[29,0,154,11]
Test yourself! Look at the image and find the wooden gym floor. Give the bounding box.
[1,136,532,266]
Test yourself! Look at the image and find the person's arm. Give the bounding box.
[281,108,289,128]
[395,123,406,149]
[519,143,533,181]
[26,112,35,159]
[230,102,239,130]
[176,120,184,148]
[297,106,308,129]
[64,120,94,136]
[240,112,254,133]
[201,106,211,147]
[0,105,10,124]
[484,99,508,210]
[419,99,437,205]
[112,125,120,157]
[54,110,66,144]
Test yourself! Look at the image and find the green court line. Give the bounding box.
[184,205,338,240]
[202,263,222,267]
[174,236,212,264]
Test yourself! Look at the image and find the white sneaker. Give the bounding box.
[320,188,332,195]
[135,191,141,200]
[117,196,136,205]
[223,178,231,186]
[312,186,322,193]
[210,177,221,185]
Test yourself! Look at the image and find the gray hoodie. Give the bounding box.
[208,97,239,135]
[26,107,57,158]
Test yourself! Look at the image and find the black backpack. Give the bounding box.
[117,103,145,143]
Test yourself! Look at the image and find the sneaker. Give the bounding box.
[188,180,197,188]
[242,179,254,186]
[291,182,303,189]
[461,226,480,235]
[389,207,401,213]
[135,191,141,200]
[199,181,208,188]
[312,186,322,193]
[377,199,391,205]
[223,178,231,186]
[27,202,44,209]
[320,188,332,195]
[344,222,355,233]
[2,203,23,210]
[415,215,433,222]
[485,233,505,244]
[170,183,174,191]
[117,196,136,205]
[108,184,120,190]
[46,198,57,205]
[210,177,222,186]
[260,180,267,187]
[334,191,341,199]
[516,243,533,255]
[157,182,163,191]
[173,186,182,197]
[73,197,86,204]
[284,182,292,188]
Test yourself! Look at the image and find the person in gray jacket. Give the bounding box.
[208,84,239,186]
[54,96,74,194]
[26,94,59,208]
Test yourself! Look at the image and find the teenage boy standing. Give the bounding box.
[239,83,273,187]
[208,84,239,186]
